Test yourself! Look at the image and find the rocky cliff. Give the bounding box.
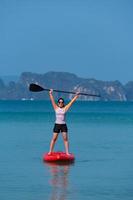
[0,71,132,101]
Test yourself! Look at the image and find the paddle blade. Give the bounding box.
[29,83,45,92]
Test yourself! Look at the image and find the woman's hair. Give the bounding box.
[57,98,65,107]
[57,98,65,103]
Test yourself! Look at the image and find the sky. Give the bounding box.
[0,0,133,83]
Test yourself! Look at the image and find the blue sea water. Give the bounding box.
[0,100,133,200]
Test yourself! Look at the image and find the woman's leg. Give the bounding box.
[62,132,70,155]
[48,132,59,154]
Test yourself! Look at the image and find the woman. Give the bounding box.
[48,89,79,155]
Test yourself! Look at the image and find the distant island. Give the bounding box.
[0,71,133,101]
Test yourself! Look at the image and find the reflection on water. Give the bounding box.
[45,162,74,200]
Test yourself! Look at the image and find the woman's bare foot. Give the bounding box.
[66,152,71,156]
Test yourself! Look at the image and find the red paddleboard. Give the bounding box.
[43,152,75,163]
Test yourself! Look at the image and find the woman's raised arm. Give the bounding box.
[64,93,79,112]
[49,89,58,110]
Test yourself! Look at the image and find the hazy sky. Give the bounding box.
[0,0,133,83]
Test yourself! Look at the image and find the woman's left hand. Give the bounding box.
[76,91,80,96]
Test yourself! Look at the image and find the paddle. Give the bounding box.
[29,83,101,97]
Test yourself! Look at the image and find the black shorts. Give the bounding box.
[53,123,68,133]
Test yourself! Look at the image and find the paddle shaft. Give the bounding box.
[46,88,100,97]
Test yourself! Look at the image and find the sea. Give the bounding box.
[0,100,133,200]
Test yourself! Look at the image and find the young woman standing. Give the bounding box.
[48,89,79,155]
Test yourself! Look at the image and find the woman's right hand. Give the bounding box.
[49,89,53,95]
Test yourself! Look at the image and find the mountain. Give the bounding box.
[0,71,132,101]
[124,81,133,100]
[0,75,19,84]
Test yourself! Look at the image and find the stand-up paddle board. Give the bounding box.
[43,152,75,163]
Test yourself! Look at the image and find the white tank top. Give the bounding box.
[55,107,66,124]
